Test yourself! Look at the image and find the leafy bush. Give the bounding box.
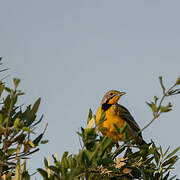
[0,57,179,179]
[0,58,47,179]
[38,76,180,179]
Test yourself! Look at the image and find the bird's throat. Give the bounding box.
[102,103,112,111]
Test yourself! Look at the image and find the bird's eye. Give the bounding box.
[110,93,114,95]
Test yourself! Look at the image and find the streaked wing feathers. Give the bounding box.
[114,104,142,138]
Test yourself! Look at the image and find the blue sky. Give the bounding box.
[1,0,180,178]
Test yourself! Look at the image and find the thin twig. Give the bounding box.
[140,83,177,133]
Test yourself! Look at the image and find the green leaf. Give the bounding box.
[146,101,152,109]
[113,123,120,134]
[0,113,3,124]
[61,151,69,169]
[163,146,170,159]
[154,96,159,104]
[97,110,106,125]
[82,151,90,167]
[87,108,93,124]
[0,149,6,160]
[48,165,60,174]
[31,98,41,116]
[99,157,114,166]
[37,168,48,179]
[159,146,163,157]
[17,91,25,96]
[22,127,34,134]
[151,141,160,165]
[5,87,11,93]
[41,140,49,144]
[169,175,177,180]
[44,157,48,167]
[163,171,170,180]
[33,133,43,146]
[168,89,180,96]
[151,102,158,112]
[162,156,178,167]
[165,146,180,160]
[160,105,172,113]
[28,140,35,148]
[120,122,128,134]
[14,118,20,128]
[7,148,17,156]
[68,155,77,169]
[13,78,20,89]
[0,83,4,97]
[159,76,166,94]
[163,160,178,174]
[175,75,180,85]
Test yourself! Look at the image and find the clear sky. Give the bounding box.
[1,0,180,178]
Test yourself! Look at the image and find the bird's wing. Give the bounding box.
[114,104,142,138]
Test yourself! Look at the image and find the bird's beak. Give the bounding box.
[118,92,126,96]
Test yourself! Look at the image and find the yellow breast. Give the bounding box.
[96,105,129,142]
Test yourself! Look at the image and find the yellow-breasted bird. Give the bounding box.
[96,90,146,146]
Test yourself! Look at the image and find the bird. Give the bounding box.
[96,90,146,146]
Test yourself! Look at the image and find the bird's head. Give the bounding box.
[101,90,126,105]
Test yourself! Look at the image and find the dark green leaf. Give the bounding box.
[162,156,178,167]
[165,146,180,160]
[44,158,48,167]
[151,141,160,165]
[5,87,11,93]
[37,168,48,179]
[32,114,43,127]
[41,140,49,144]
[163,146,170,159]
[0,149,6,160]
[146,101,152,109]
[33,133,43,146]
[82,151,90,167]
[87,108,93,124]
[169,175,177,180]
[113,123,120,134]
[68,155,77,169]
[7,148,17,156]
[97,110,106,125]
[99,157,114,166]
[168,89,180,96]
[163,171,170,180]
[155,172,161,179]
[120,122,128,134]
[31,98,41,116]
[61,151,69,169]
[48,165,60,174]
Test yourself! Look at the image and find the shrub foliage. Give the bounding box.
[0,57,179,179]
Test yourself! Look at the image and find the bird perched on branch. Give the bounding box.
[96,90,146,146]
